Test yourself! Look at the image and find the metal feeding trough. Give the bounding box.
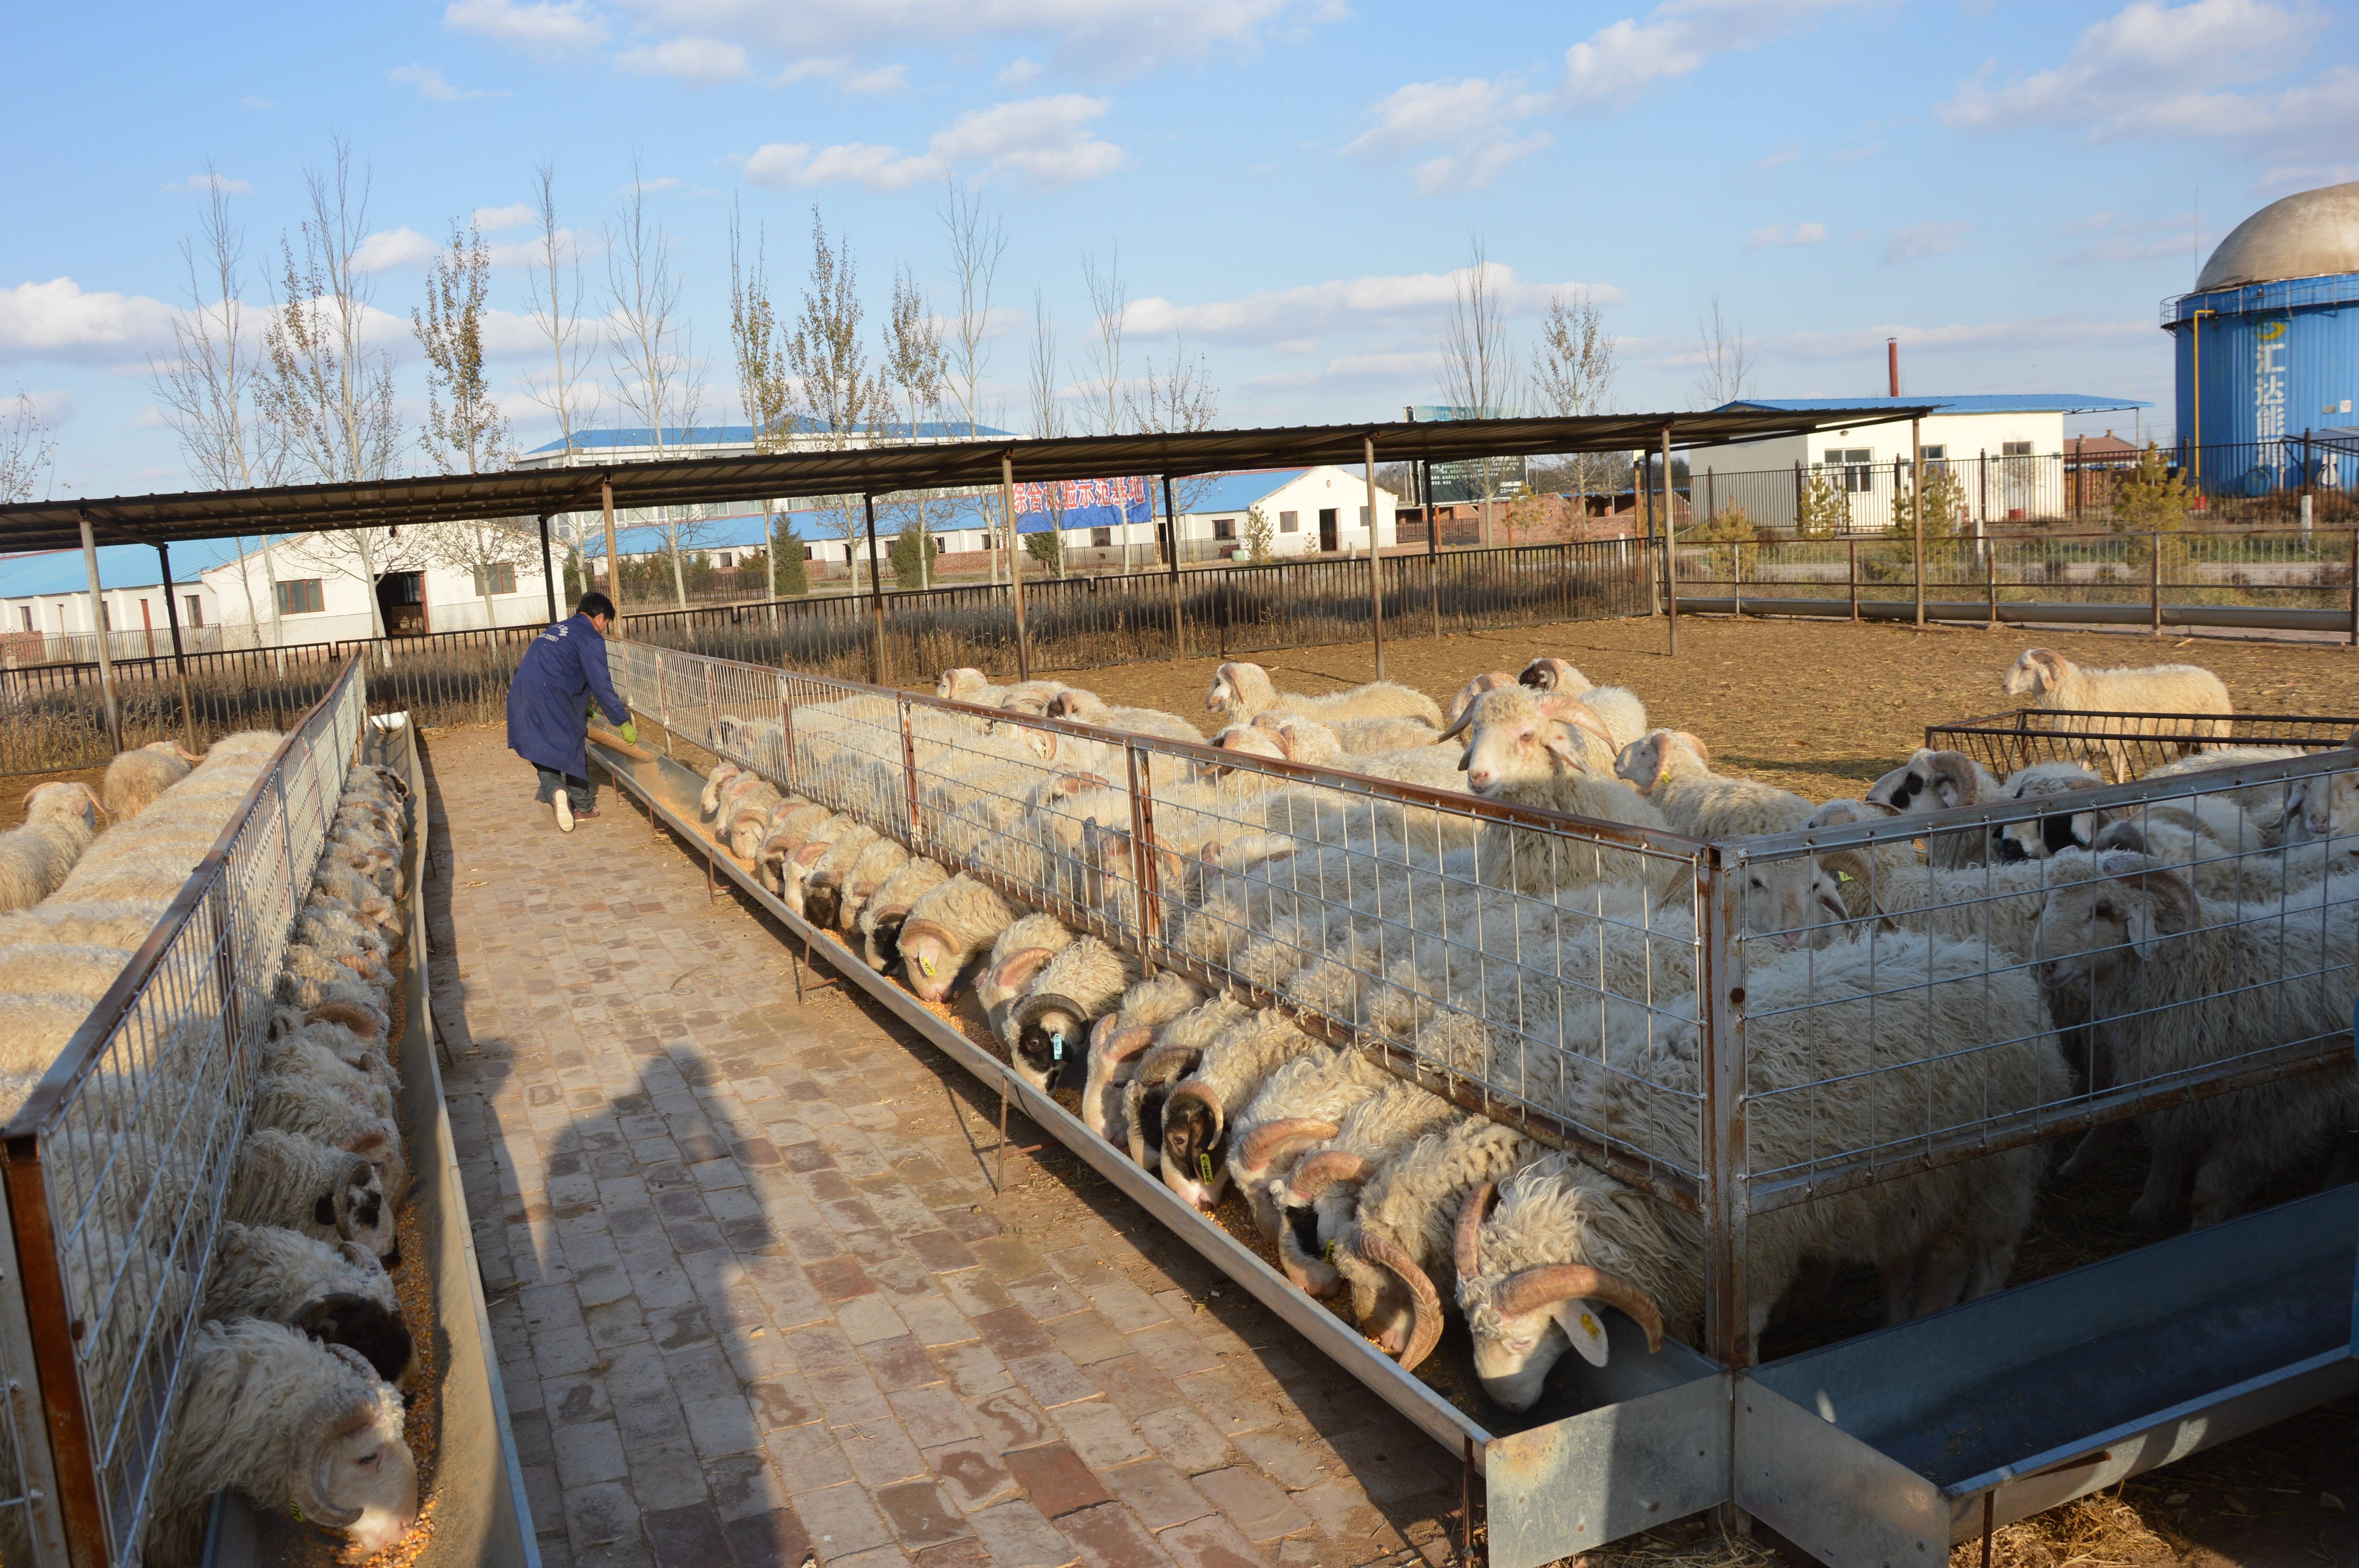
[1738,1183,2359,1564]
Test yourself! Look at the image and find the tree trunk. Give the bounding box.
[357,533,387,642]
[670,541,688,610]
[763,501,776,601]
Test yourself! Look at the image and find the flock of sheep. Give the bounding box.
[0,733,424,1566]
[677,638,2359,1416]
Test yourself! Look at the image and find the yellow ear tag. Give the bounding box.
[1197,1152,1214,1183]
[1322,1237,1336,1263]
[1550,1299,1612,1367]
[917,955,936,977]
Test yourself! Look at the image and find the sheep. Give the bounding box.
[978,913,1076,1044]
[142,1319,416,1568]
[1270,1076,1460,1297]
[755,802,836,894]
[1330,1116,1538,1366]
[2029,851,2359,1227]
[229,1130,399,1261]
[1452,686,1675,895]
[1081,972,1203,1140]
[204,1221,413,1385]
[100,739,200,819]
[936,667,1005,705]
[262,1025,397,1110]
[1007,935,1137,1093]
[778,814,868,917]
[1321,714,1445,755]
[1453,931,2068,1408]
[2145,746,2312,838]
[1518,657,1589,693]
[1125,994,1251,1167]
[898,874,1019,1003]
[722,777,788,862]
[1613,730,1812,840]
[1443,672,1518,729]
[860,856,951,972]
[2003,648,2234,780]
[700,759,744,817]
[252,1072,407,1200]
[1205,660,1445,729]
[1222,1046,1392,1241]
[1161,1007,1319,1209]
[0,784,105,911]
[799,820,881,929]
[833,835,913,933]
[1866,749,2005,870]
[1045,689,1205,744]
[1987,760,2109,863]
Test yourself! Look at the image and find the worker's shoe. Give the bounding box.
[573,808,600,820]
[554,793,575,833]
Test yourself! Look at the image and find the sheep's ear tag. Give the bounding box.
[1049,1032,1065,1063]
[1550,1300,1611,1367]
[916,955,936,977]
[1197,1152,1214,1183]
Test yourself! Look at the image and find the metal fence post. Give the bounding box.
[863,493,888,686]
[1161,474,1186,661]
[1791,460,1803,531]
[1912,457,1926,628]
[1003,454,1031,682]
[1662,426,1678,657]
[1987,535,2000,628]
[1423,458,1442,640]
[1848,538,1859,622]
[157,541,198,753]
[1731,541,1742,619]
[778,677,799,795]
[1124,740,1163,970]
[1698,849,1750,1381]
[1364,434,1386,680]
[898,697,923,850]
[2348,531,2357,649]
[76,510,121,753]
[2151,533,2164,635]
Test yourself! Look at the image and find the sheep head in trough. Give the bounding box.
[296,1347,419,1555]
[899,918,969,1002]
[1081,1015,1158,1138]
[1126,1044,1198,1168]
[1010,989,1090,1093]
[2030,850,2199,995]
[1161,1083,1229,1208]
[1990,762,2106,862]
[320,1152,399,1263]
[1271,1150,1370,1298]
[291,1291,416,1387]
[700,761,743,817]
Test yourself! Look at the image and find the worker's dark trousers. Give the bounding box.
[534,766,597,812]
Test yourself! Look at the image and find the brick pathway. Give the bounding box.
[423,726,1459,1568]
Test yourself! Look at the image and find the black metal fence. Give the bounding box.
[1925,706,2359,779]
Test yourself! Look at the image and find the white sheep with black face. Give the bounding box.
[204,1221,414,1386]
[1987,760,2108,863]
[1865,749,2004,870]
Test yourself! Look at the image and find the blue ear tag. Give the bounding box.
[1050,1033,1065,1062]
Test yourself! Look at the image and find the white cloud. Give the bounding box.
[445,0,608,54]
[387,62,505,100]
[1752,144,1801,169]
[0,279,176,365]
[617,35,751,82]
[1242,350,1443,396]
[745,94,1122,191]
[239,95,273,109]
[846,64,906,93]
[1747,221,1827,247]
[1940,0,2355,153]
[997,56,1043,86]
[1122,263,1621,348]
[777,55,847,81]
[474,202,538,231]
[1885,221,1972,262]
[486,227,594,266]
[1828,139,1883,162]
[621,174,680,194]
[2053,210,2203,265]
[351,227,440,274]
[1351,0,1877,192]
[162,172,253,194]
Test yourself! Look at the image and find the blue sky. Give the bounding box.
[4,0,2353,500]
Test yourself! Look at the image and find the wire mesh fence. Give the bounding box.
[611,637,2359,1370]
[0,656,365,1567]
[1924,707,2359,780]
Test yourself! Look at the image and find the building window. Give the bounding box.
[1090,527,1111,548]
[1213,517,1236,540]
[276,578,326,615]
[803,544,816,561]
[1278,510,1299,534]
[16,607,29,632]
[1918,445,1946,465]
[2001,441,2034,458]
[1358,506,1370,527]
[1822,448,1875,492]
[473,563,518,596]
[716,552,735,570]
[184,595,203,628]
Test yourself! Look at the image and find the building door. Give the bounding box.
[1318,508,1338,552]
[376,571,429,637]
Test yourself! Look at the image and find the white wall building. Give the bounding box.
[199,532,556,644]
[0,542,238,665]
[1173,467,1400,558]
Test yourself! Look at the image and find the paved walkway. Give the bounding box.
[423,725,1459,1568]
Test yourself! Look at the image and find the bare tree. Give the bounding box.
[1025,290,1068,577]
[414,221,531,630]
[882,265,948,588]
[1691,294,1752,408]
[783,206,881,592]
[259,138,409,641]
[145,162,284,641]
[1125,334,1219,563]
[1530,289,1619,522]
[940,180,1007,582]
[0,390,55,504]
[1437,236,1520,544]
[729,203,792,601]
[606,160,707,608]
[523,162,602,596]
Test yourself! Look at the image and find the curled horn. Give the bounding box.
[1235,1117,1337,1174]
[296,1388,384,1528]
[1352,1230,1445,1370]
[1926,751,1986,808]
[1098,1025,1158,1065]
[1286,1150,1373,1202]
[1535,696,1617,754]
[76,781,108,818]
[306,1002,384,1041]
[1454,1181,1497,1282]
[1134,1042,1201,1085]
[1436,704,1480,744]
[1494,1264,1665,1354]
[989,947,1058,995]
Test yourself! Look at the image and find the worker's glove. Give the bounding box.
[618,721,639,745]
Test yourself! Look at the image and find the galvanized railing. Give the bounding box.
[610,639,2359,1371]
[1927,707,2359,780]
[0,656,365,1567]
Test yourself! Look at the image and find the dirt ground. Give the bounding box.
[1055,614,2359,800]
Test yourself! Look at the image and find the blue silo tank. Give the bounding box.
[2166,182,2359,494]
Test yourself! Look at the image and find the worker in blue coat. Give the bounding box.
[506,591,636,833]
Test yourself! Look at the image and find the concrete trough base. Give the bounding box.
[211,716,541,1567]
[1674,595,2359,634]
[586,737,1734,1568]
[1736,1183,2359,1567]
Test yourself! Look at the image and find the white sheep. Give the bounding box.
[1222,1046,1392,1242]
[898,874,1020,1002]
[1123,994,1251,1167]
[2003,648,2234,780]
[1452,686,1675,896]
[797,820,880,929]
[1443,672,1518,729]
[832,835,913,933]
[1160,1007,1319,1208]
[1613,730,1812,840]
[1081,972,1203,1140]
[204,1221,413,1385]
[142,1320,416,1568]
[2030,851,2359,1227]
[1205,660,1445,729]
[1045,688,1206,744]
[0,784,105,911]
[1272,1077,1459,1298]
[860,857,951,972]
[100,739,201,819]
[978,912,1076,1042]
[229,1130,399,1261]
[1865,749,2005,870]
[1006,935,1136,1093]
[252,1071,407,1200]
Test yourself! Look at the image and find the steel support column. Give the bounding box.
[78,509,121,751]
[156,541,197,751]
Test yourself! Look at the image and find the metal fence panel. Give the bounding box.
[0,656,364,1566]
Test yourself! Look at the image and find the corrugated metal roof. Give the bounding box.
[1721,394,2152,416]
[0,537,278,598]
[527,421,1018,455]
[1171,469,1315,515]
[0,408,1936,554]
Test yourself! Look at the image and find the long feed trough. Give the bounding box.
[601,640,2359,1568]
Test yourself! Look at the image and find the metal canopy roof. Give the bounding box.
[0,407,1930,553]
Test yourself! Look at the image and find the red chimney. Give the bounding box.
[1887,338,1899,398]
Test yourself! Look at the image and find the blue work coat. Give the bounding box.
[506,615,628,778]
